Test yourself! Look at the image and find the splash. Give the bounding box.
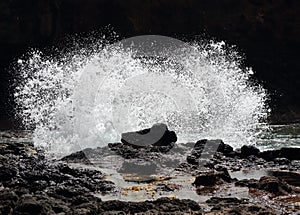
[14,35,269,157]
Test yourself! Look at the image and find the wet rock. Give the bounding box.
[31,180,48,192]
[14,196,47,215]
[47,184,89,199]
[278,148,300,160]
[20,170,50,183]
[206,197,280,214]
[273,157,290,165]
[217,141,234,155]
[236,176,295,196]
[101,211,126,215]
[0,140,117,214]
[108,141,175,160]
[258,176,294,196]
[186,154,199,165]
[0,190,18,202]
[206,197,247,205]
[1,130,299,214]
[241,145,260,157]
[0,190,19,214]
[187,139,224,165]
[0,164,17,181]
[258,147,300,161]
[71,194,101,206]
[61,150,92,163]
[121,123,177,147]
[258,150,279,161]
[193,170,233,187]
[271,170,300,187]
[98,198,202,214]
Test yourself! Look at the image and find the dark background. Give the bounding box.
[1,0,300,129]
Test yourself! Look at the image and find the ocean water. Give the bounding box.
[257,123,300,150]
[2,124,300,151]
[13,35,270,157]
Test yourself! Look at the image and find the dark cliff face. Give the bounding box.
[1,0,300,127]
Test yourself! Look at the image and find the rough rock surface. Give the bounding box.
[186,139,233,165]
[193,170,233,187]
[259,147,300,161]
[0,141,115,214]
[236,176,296,196]
[121,123,177,147]
[1,128,300,214]
[183,140,300,172]
[206,197,280,215]
[241,145,260,157]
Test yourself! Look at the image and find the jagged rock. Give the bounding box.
[217,142,234,156]
[186,154,199,165]
[0,141,116,214]
[273,157,290,165]
[108,142,174,159]
[14,196,47,215]
[0,164,17,181]
[97,198,202,214]
[240,145,260,157]
[193,170,233,187]
[71,194,102,206]
[1,130,300,214]
[60,150,92,163]
[271,171,300,187]
[206,197,247,205]
[236,176,295,196]
[206,197,279,215]
[258,150,279,161]
[187,139,224,165]
[258,176,294,195]
[278,147,300,160]
[121,123,177,147]
[0,190,18,214]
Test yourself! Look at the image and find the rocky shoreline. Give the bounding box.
[1,125,300,214]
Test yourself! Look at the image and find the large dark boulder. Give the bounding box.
[121,123,177,147]
[193,170,233,187]
[217,141,234,156]
[240,145,260,157]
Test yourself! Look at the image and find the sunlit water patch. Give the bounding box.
[14,35,269,157]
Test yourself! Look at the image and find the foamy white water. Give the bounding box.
[14,35,269,157]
